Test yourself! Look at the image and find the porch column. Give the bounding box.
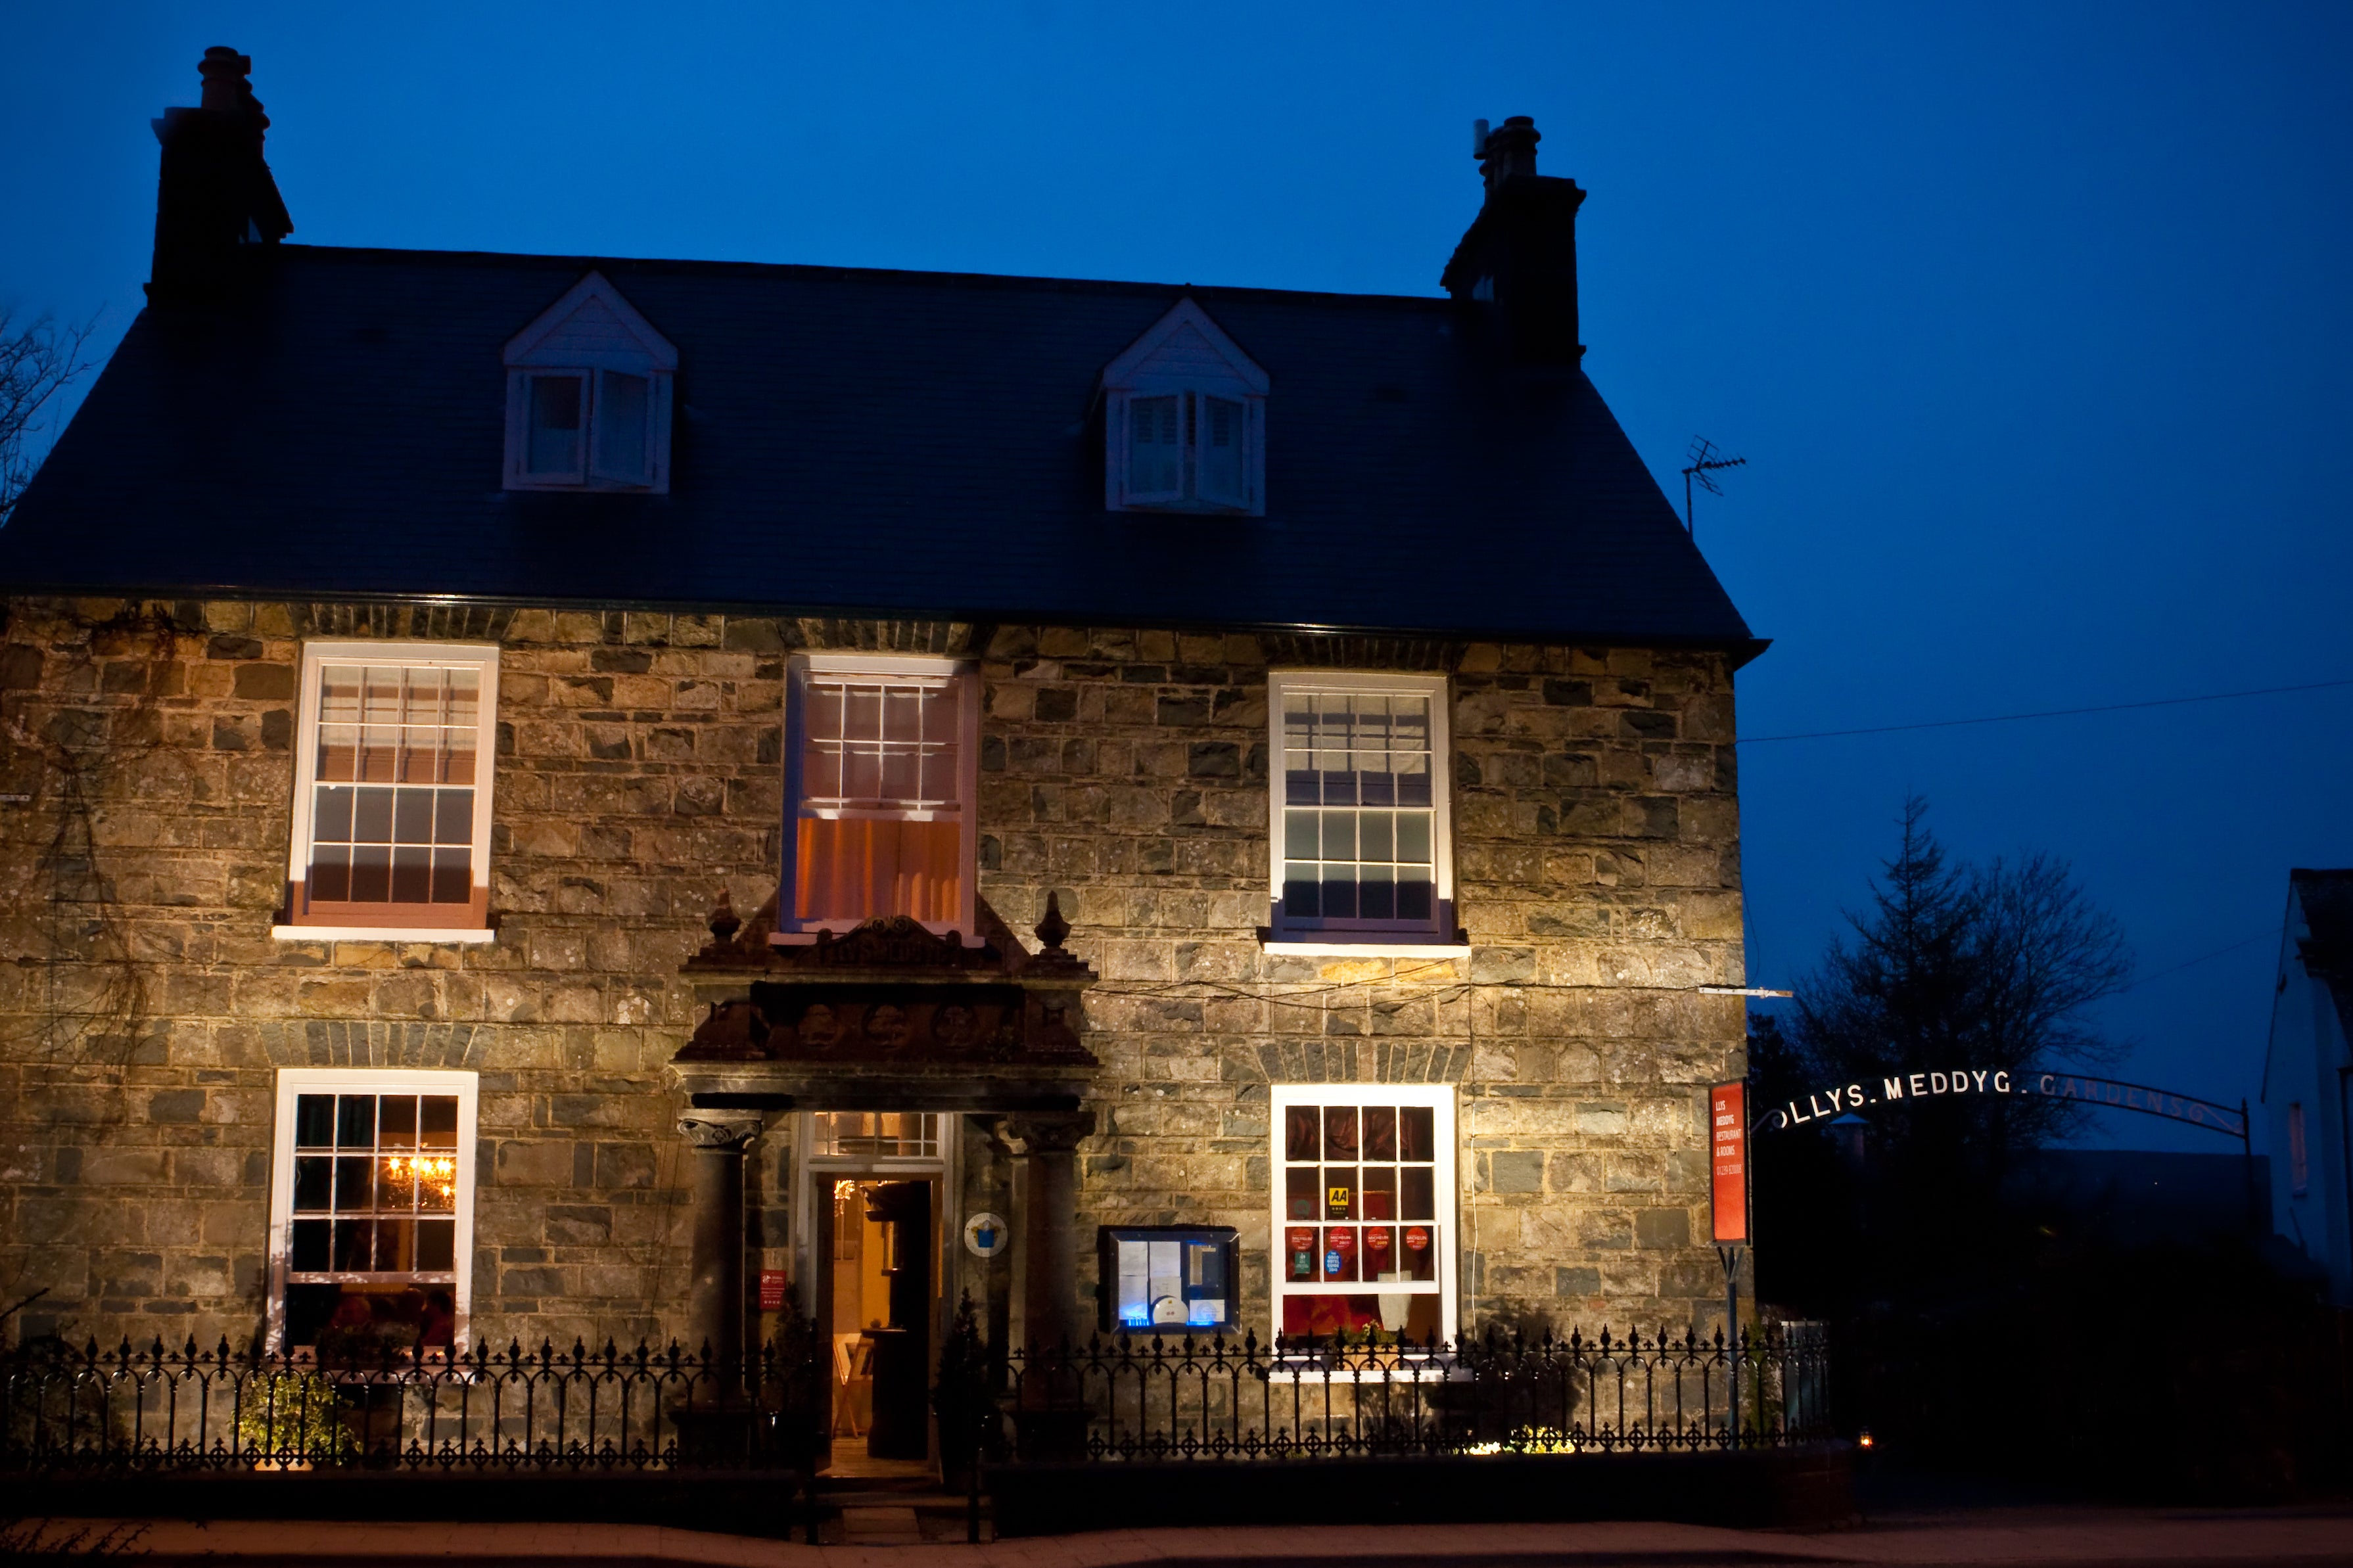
[998,1109,1096,1351]
[677,1110,763,1360]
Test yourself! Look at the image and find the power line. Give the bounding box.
[2109,927,2281,996]
[1738,676,2353,745]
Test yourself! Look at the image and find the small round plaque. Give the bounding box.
[963,1211,1010,1258]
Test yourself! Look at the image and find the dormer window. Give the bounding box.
[503,272,677,493]
[1102,298,1268,515]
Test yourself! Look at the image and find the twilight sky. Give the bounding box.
[3,3,2348,1154]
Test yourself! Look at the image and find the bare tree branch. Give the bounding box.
[0,310,101,526]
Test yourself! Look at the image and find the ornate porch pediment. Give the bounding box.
[668,894,1098,1113]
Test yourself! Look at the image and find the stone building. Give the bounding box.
[0,54,1763,1458]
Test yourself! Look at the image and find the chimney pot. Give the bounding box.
[1478,114,1541,197]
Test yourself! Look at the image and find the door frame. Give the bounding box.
[793,1112,960,1464]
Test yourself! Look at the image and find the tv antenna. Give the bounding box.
[1679,437,1746,538]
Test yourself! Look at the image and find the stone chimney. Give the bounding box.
[148,47,294,305]
[1440,115,1585,365]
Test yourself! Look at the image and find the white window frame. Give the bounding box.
[266,1067,480,1355]
[518,370,589,482]
[1100,298,1269,517]
[776,653,981,943]
[502,271,676,494]
[1264,670,1461,955]
[274,640,501,944]
[1269,1084,1458,1346]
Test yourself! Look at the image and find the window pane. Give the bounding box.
[1401,1166,1435,1222]
[337,1096,377,1149]
[1318,811,1355,862]
[1129,396,1181,494]
[352,788,394,844]
[1395,812,1432,864]
[349,844,391,902]
[292,1156,333,1211]
[806,683,844,741]
[1359,864,1395,920]
[291,1219,329,1273]
[1363,1226,1399,1280]
[295,1095,337,1149]
[1200,395,1244,503]
[377,1155,417,1210]
[1402,1223,1435,1281]
[1363,1107,1397,1161]
[416,1219,456,1272]
[419,1097,459,1149]
[596,371,649,480]
[1285,1164,1320,1220]
[527,375,583,475]
[882,687,920,742]
[1323,1166,1356,1220]
[434,789,474,846]
[1320,864,1357,919]
[377,1097,417,1148]
[1284,1105,1320,1162]
[1397,873,1434,923]
[1285,1226,1318,1282]
[1324,1107,1359,1159]
[1399,1106,1434,1163]
[845,685,881,740]
[335,1155,374,1210]
[1284,809,1318,860]
[1283,867,1320,918]
[331,1219,373,1272]
[308,847,350,902]
[921,688,958,741]
[1320,1226,1357,1281]
[375,1218,415,1272]
[314,785,355,844]
[1363,1166,1397,1219]
[430,849,472,905]
[393,789,433,845]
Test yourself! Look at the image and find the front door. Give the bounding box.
[802,1113,947,1469]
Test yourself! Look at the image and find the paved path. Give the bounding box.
[21,1504,2352,1567]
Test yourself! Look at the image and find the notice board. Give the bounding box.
[1709,1082,1749,1244]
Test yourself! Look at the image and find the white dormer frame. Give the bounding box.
[503,272,678,494]
[1102,298,1269,517]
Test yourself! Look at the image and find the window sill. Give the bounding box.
[1261,938,1471,960]
[272,925,498,945]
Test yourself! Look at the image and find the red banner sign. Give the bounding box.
[1710,1082,1749,1244]
[758,1269,787,1311]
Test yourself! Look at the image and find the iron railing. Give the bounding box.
[1,1335,825,1471]
[959,1322,1830,1464]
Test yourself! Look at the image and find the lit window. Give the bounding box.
[781,655,978,940]
[268,1069,477,1354]
[810,1113,943,1160]
[503,271,676,494]
[1268,672,1453,940]
[281,641,498,937]
[1100,1226,1238,1334]
[2289,1103,2308,1196]
[1101,298,1267,515]
[1271,1086,1456,1344]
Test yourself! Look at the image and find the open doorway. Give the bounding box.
[803,1113,948,1476]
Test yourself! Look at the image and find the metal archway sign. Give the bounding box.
[1758,1069,2247,1142]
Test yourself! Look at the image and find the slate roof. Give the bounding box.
[0,245,1759,654]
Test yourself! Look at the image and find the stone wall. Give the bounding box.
[0,598,1745,1351]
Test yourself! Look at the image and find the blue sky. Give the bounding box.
[5,3,2348,1153]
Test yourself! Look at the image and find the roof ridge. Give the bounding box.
[269,244,1456,310]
